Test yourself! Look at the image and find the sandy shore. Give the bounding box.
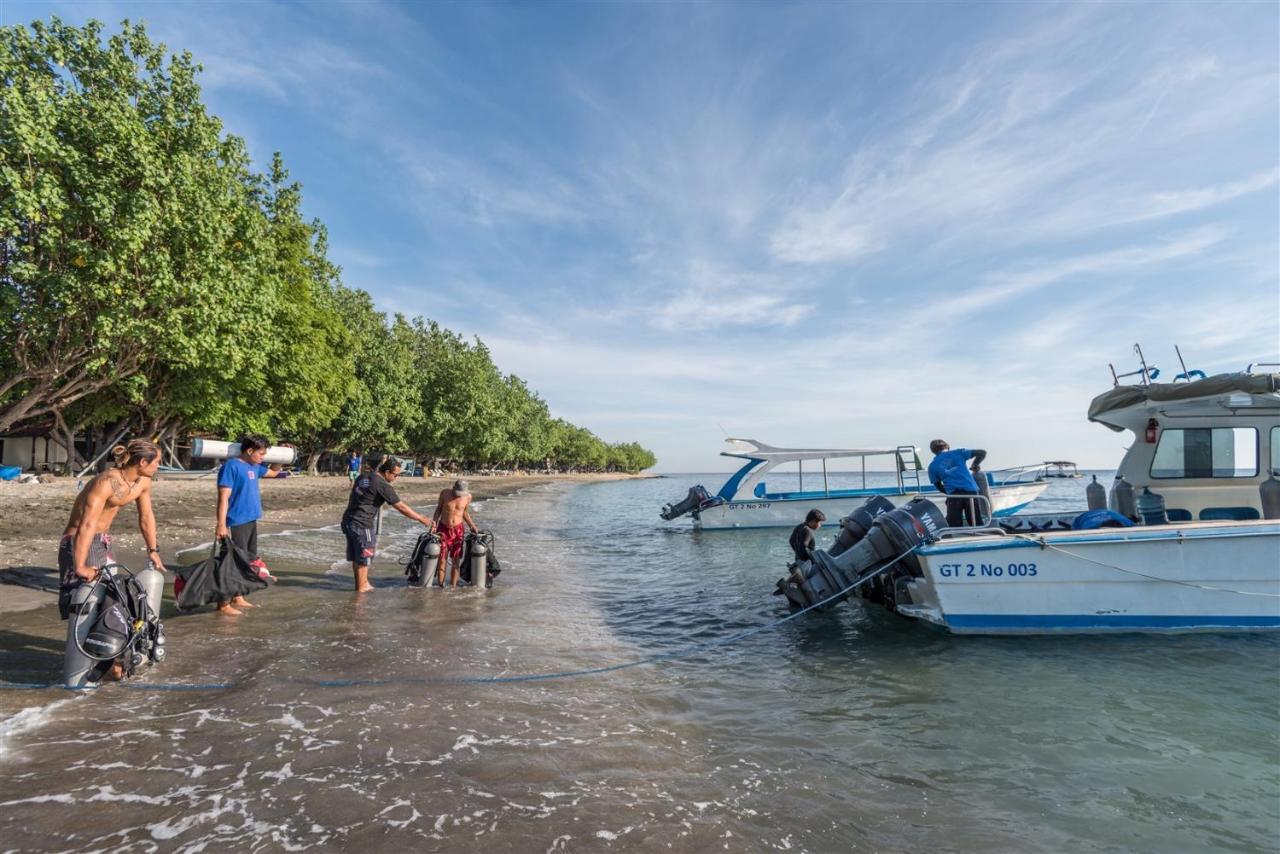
[0,472,642,610]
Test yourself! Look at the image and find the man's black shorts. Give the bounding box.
[341,520,377,564]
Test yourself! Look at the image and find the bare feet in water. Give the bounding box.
[218,601,244,616]
[356,583,375,593]
[105,661,125,681]
[230,595,257,609]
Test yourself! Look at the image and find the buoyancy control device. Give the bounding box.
[403,531,442,587]
[775,497,946,614]
[64,563,166,689]
[660,485,724,521]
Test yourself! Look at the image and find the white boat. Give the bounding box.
[778,364,1280,634]
[661,440,1049,529]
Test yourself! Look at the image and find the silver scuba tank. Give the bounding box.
[425,537,441,585]
[136,561,165,617]
[1086,475,1107,511]
[1261,474,1280,520]
[63,572,109,689]
[1136,487,1168,526]
[469,535,489,588]
[1110,476,1137,521]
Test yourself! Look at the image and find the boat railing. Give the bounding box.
[895,445,924,493]
[933,493,996,531]
[989,463,1048,485]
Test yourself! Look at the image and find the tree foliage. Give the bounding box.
[0,17,656,474]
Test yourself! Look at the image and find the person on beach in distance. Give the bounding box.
[433,479,479,587]
[928,439,987,527]
[341,456,435,593]
[789,509,826,563]
[59,440,166,678]
[214,434,288,615]
[347,449,362,483]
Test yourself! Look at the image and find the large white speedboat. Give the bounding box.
[775,365,1280,634]
[661,440,1049,530]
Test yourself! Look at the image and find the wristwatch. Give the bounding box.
[147,547,160,555]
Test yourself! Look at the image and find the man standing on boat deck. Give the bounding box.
[928,440,987,527]
[433,479,479,587]
[789,509,826,563]
[214,434,289,615]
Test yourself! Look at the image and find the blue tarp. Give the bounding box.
[0,466,21,481]
[1071,509,1135,530]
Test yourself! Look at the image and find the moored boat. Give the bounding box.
[775,363,1280,634]
[661,440,1049,529]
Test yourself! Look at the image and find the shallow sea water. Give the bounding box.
[1,474,1277,852]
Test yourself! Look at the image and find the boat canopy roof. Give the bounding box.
[1088,372,1280,431]
[721,438,904,463]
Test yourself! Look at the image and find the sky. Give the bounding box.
[5,0,1278,472]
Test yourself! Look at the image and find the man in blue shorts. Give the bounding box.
[928,439,987,527]
[214,434,289,615]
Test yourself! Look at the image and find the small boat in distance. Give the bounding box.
[661,440,1050,529]
[1041,461,1082,478]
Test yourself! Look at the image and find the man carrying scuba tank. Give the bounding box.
[59,440,167,683]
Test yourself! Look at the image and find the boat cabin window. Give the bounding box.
[1150,427,1258,479]
[1272,427,1280,475]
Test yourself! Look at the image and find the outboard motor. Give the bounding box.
[660,485,722,521]
[828,496,895,557]
[775,497,946,613]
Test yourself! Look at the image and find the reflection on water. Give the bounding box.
[1,476,1277,852]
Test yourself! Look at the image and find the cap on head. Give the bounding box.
[929,439,948,454]
[453,479,470,495]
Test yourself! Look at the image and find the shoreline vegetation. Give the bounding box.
[0,18,657,477]
[0,472,647,613]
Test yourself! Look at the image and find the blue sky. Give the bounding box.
[7,1,1278,471]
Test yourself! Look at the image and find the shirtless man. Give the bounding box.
[432,479,479,587]
[59,440,166,628]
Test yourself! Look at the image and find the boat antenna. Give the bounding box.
[1174,345,1190,383]
[1134,343,1152,385]
[717,422,730,439]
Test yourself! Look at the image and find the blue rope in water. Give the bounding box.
[0,548,919,693]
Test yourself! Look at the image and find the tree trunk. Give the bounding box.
[307,451,322,476]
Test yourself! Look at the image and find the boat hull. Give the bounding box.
[897,520,1280,634]
[690,482,1048,530]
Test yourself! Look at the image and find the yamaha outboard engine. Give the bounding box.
[828,496,895,556]
[660,485,722,521]
[775,497,945,613]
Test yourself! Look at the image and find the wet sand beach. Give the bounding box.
[0,473,636,610]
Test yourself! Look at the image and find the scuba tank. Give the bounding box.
[1136,487,1168,526]
[64,564,166,689]
[403,532,441,587]
[64,575,109,689]
[1260,474,1280,520]
[1110,476,1137,521]
[1086,475,1107,511]
[972,467,992,524]
[469,534,489,588]
[136,560,165,617]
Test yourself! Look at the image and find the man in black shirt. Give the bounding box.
[789,509,826,563]
[341,457,434,592]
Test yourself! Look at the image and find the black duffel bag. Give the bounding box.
[173,537,269,610]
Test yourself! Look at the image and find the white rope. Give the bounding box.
[1011,534,1280,598]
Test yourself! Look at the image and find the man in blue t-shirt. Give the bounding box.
[347,450,362,483]
[928,439,988,527]
[215,434,289,615]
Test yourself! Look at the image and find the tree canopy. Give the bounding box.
[0,17,656,474]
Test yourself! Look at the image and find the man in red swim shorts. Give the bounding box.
[433,479,479,587]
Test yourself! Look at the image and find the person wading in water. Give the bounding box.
[214,434,288,615]
[341,457,434,593]
[59,440,167,678]
[433,479,479,587]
